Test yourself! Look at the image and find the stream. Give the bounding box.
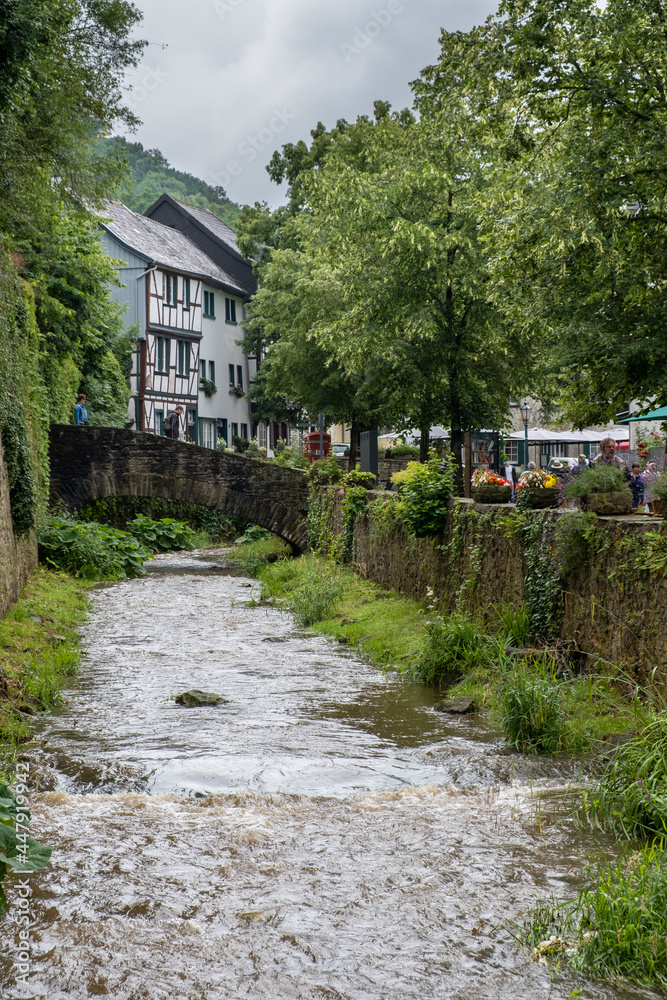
[1,549,661,999]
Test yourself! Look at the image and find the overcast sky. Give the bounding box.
[123,0,498,208]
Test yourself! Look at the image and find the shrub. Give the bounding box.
[233,434,250,452]
[0,782,52,918]
[127,516,195,553]
[286,569,344,626]
[500,660,565,753]
[399,453,455,537]
[564,463,629,499]
[343,467,377,489]
[583,714,667,838]
[390,461,421,488]
[235,525,273,545]
[386,443,420,458]
[412,609,494,686]
[307,457,343,486]
[37,516,152,579]
[521,845,667,991]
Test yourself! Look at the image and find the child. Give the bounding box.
[630,462,645,510]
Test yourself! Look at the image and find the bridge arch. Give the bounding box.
[49,426,309,552]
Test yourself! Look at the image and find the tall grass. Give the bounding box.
[411,610,496,686]
[286,570,344,627]
[500,658,566,753]
[521,845,667,990]
[492,603,532,647]
[583,714,667,838]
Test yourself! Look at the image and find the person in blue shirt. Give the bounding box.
[74,393,89,426]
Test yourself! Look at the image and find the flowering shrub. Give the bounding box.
[471,469,512,487]
[517,470,557,491]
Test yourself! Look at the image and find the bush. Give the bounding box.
[399,453,455,537]
[0,782,52,918]
[37,515,152,579]
[235,524,273,545]
[583,714,667,838]
[521,845,667,991]
[307,457,343,486]
[564,463,629,499]
[385,443,420,458]
[127,516,195,553]
[233,434,250,452]
[286,569,344,626]
[412,609,494,686]
[500,660,565,753]
[343,467,377,489]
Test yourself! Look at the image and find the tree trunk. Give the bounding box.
[348,416,359,470]
[419,421,430,463]
[450,427,465,495]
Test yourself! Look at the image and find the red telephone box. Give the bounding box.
[304,430,331,463]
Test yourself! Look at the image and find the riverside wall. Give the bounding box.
[331,491,667,679]
[0,432,37,619]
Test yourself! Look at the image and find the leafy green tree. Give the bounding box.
[436,0,667,424]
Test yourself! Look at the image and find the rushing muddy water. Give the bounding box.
[1,550,662,999]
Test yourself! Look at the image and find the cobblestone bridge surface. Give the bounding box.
[49,425,309,551]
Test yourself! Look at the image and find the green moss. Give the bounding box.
[0,568,88,768]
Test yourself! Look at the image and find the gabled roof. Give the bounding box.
[169,198,241,255]
[144,193,257,296]
[98,200,247,296]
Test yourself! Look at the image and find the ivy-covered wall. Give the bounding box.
[0,432,38,618]
[321,489,667,679]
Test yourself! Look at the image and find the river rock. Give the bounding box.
[174,690,229,707]
[434,696,475,715]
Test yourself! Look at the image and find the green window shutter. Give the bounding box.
[517,440,525,466]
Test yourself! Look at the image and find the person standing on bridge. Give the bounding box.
[74,393,89,426]
[163,406,184,440]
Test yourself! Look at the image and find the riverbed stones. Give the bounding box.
[434,696,475,715]
[174,690,229,707]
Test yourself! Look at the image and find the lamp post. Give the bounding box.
[520,401,531,469]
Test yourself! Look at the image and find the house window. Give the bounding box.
[209,360,215,383]
[225,297,237,324]
[236,365,243,389]
[551,442,568,457]
[218,418,228,444]
[504,440,518,463]
[183,278,190,311]
[177,340,188,376]
[228,363,235,386]
[241,423,248,440]
[155,409,164,435]
[156,336,170,373]
[163,273,178,305]
[231,422,239,441]
[203,290,215,318]
[200,359,206,380]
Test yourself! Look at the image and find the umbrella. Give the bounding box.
[621,406,667,422]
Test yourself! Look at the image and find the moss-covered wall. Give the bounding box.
[0,431,38,618]
[326,491,667,678]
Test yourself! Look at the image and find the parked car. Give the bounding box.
[331,443,350,456]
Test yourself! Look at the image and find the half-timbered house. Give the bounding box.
[98,201,248,444]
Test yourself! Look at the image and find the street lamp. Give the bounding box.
[520,401,531,468]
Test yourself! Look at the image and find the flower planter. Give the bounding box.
[522,486,558,509]
[471,484,512,504]
[586,490,632,516]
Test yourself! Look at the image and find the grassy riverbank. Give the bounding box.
[0,568,88,771]
[224,540,652,753]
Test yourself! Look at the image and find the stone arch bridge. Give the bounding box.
[49,426,309,552]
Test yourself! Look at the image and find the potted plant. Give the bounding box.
[644,465,667,517]
[516,469,559,508]
[471,468,513,503]
[563,463,632,515]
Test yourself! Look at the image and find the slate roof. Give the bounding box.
[98,200,247,295]
[170,199,241,255]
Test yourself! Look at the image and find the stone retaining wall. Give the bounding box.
[0,432,37,619]
[330,491,667,678]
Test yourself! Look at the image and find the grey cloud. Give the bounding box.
[124,0,499,208]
